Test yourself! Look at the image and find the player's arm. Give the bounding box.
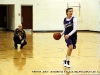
[68,18,77,36]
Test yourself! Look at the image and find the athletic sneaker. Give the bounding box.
[63,60,67,67]
[63,60,70,68]
[66,61,70,68]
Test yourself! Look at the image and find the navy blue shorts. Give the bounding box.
[65,37,77,49]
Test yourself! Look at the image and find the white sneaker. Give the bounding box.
[63,60,67,67]
[66,61,70,68]
[63,60,71,68]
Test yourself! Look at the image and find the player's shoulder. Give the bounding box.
[63,17,67,21]
[72,16,76,18]
[72,16,77,21]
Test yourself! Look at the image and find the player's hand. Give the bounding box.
[21,40,24,44]
[65,35,70,40]
[61,33,63,36]
[19,36,22,40]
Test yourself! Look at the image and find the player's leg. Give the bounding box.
[65,37,77,67]
[72,32,77,49]
[66,44,73,68]
[63,38,73,68]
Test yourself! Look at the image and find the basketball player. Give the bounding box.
[61,8,77,68]
[13,24,27,49]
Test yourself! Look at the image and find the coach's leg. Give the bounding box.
[13,36,19,49]
[20,40,27,49]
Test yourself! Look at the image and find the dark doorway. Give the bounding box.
[0,5,7,29]
[21,6,32,29]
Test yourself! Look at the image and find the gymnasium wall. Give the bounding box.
[32,0,99,31]
[15,4,21,29]
[0,0,99,31]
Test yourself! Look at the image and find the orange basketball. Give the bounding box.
[53,32,61,40]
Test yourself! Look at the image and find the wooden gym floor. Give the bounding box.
[0,31,100,75]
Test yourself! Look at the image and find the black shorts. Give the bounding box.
[65,36,77,49]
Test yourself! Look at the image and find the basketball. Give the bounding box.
[53,32,61,40]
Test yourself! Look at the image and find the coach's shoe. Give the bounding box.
[63,60,67,67]
[66,61,70,68]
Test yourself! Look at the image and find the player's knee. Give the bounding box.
[69,45,73,50]
[67,53,71,56]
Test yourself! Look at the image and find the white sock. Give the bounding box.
[66,56,70,61]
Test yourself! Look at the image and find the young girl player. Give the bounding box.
[61,8,77,68]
